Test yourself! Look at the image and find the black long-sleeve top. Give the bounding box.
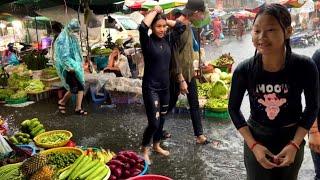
[228,53,319,130]
[312,49,320,131]
[139,21,185,90]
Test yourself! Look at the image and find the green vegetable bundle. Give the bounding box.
[207,80,228,99]
[42,67,58,79]
[24,79,45,93]
[8,73,31,90]
[10,91,27,100]
[205,98,228,110]
[0,89,14,100]
[197,82,212,98]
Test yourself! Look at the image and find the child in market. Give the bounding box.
[228,3,319,179]
[139,5,186,164]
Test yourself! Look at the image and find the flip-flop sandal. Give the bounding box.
[58,103,66,114]
[75,109,88,115]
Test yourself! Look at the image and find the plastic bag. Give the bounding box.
[0,135,13,156]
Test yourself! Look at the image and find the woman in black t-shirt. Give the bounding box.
[139,6,185,164]
[228,4,319,179]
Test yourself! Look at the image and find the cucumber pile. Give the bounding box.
[9,132,32,145]
[58,154,109,180]
[20,118,45,138]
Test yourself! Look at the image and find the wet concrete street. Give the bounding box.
[1,33,319,179]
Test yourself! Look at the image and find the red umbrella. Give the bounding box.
[126,0,146,10]
[281,0,307,8]
[244,3,266,13]
[129,2,143,10]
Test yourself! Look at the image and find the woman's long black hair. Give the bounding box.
[151,13,167,29]
[250,3,292,88]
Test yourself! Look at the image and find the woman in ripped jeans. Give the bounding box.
[138,6,186,164]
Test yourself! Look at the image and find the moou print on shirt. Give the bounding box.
[256,83,288,120]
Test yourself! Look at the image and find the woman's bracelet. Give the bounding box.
[288,141,300,150]
[250,142,260,151]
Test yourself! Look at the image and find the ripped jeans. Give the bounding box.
[142,88,169,146]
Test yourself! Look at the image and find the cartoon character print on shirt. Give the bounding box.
[255,83,289,120]
[258,93,287,120]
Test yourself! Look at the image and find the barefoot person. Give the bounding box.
[54,19,87,115]
[139,6,186,164]
[228,4,319,179]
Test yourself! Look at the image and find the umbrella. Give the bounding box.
[245,3,265,13]
[281,0,307,8]
[125,0,146,10]
[141,0,186,10]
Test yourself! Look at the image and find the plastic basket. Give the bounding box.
[34,130,72,148]
[16,144,36,155]
[5,97,28,104]
[110,91,138,104]
[140,157,148,176]
[204,109,230,120]
[128,175,173,180]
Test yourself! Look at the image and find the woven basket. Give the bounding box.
[39,147,83,156]
[34,130,72,149]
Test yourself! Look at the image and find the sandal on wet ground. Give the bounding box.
[75,109,88,115]
[58,102,66,114]
[196,139,211,145]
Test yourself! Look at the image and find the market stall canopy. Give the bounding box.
[0,0,125,14]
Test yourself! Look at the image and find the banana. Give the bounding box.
[97,151,105,163]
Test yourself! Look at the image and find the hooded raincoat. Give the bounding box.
[54,19,84,91]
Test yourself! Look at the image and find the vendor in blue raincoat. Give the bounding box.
[54,19,87,115]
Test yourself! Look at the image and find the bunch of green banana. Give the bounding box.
[20,118,45,138]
